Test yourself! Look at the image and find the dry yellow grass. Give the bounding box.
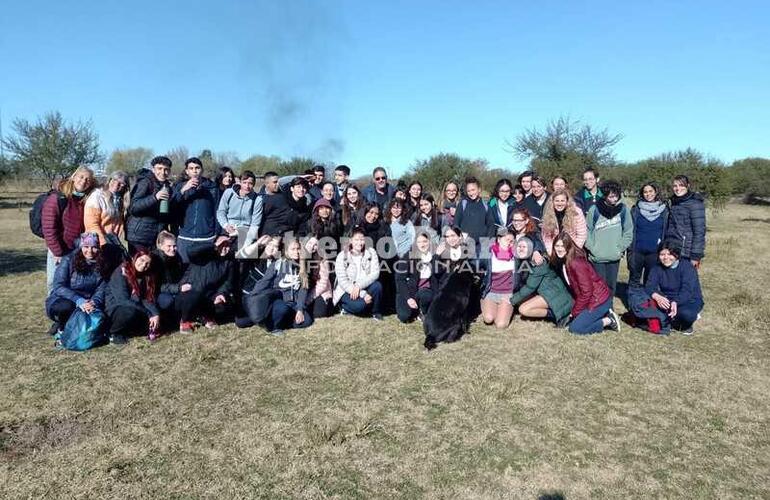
[1,204,768,499]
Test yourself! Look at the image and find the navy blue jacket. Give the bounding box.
[454,197,495,241]
[630,203,669,254]
[172,177,219,239]
[523,193,550,222]
[46,253,106,316]
[666,192,706,260]
[645,260,703,307]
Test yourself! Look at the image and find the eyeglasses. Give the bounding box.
[375,176,387,181]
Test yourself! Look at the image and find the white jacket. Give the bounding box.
[333,248,380,304]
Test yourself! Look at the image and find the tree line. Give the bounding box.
[2,111,768,206]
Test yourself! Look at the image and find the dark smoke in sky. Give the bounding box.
[241,1,347,163]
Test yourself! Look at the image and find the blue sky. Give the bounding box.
[1,0,768,177]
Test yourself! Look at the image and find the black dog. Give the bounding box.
[423,260,476,350]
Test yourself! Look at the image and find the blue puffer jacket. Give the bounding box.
[45,253,106,316]
[666,192,706,260]
[172,177,219,239]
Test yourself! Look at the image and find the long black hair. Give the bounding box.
[215,166,235,190]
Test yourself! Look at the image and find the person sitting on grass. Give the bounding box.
[45,232,107,336]
[634,240,704,336]
[247,238,314,336]
[333,227,383,320]
[551,233,620,335]
[105,250,160,344]
[509,237,573,327]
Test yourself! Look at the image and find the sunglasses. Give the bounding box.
[375,176,387,181]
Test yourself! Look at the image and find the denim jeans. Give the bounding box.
[340,281,383,316]
[569,296,612,335]
[46,249,61,296]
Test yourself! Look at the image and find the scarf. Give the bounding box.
[490,241,515,261]
[555,209,566,231]
[670,259,680,270]
[596,198,622,221]
[670,191,693,206]
[637,200,666,222]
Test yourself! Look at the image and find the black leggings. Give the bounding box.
[48,298,77,325]
[176,291,214,322]
[109,306,149,337]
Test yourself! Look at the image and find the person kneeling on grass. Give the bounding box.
[395,231,441,323]
[333,226,383,320]
[247,238,314,336]
[105,250,160,344]
[153,230,186,332]
[629,240,704,335]
[551,233,620,335]
[509,237,574,327]
[480,229,517,329]
[45,232,108,336]
[176,236,236,334]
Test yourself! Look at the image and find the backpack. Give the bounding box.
[30,191,67,238]
[591,204,627,230]
[56,309,107,351]
[460,198,489,214]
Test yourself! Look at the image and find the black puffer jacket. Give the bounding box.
[153,250,186,295]
[182,246,236,300]
[126,170,172,247]
[666,192,706,260]
[260,191,311,236]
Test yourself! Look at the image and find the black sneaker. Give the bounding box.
[109,334,128,345]
[372,313,383,321]
[46,322,60,336]
[556,316,571,329]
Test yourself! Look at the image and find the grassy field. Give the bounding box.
[1,204,768,499]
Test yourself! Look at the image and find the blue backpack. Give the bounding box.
[57,310,108,351]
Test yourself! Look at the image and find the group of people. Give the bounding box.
[41,156,706,347]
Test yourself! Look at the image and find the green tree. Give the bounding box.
[511,116,622,186]
[618,149,730,210]
[106,147,153,174]
[405,153,489,194]
[727,157,770,201]
[240,154,283,176]
[165,146,190,177]
[1,111,104,184]
[279,157,316,176]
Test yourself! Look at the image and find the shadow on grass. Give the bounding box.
[741,217,770,224]
[538,492,566,500]
[0,249,46,276]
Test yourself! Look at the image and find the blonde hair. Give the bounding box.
[156,230,176,249]
[542,189,579,238]
[59,166,96,198]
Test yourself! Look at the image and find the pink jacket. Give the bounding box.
[542,204,587,256]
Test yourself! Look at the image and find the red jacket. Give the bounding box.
[42,193,86,257]
[565,256,611,317]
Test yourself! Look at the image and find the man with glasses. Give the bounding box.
[362,166,395,210]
